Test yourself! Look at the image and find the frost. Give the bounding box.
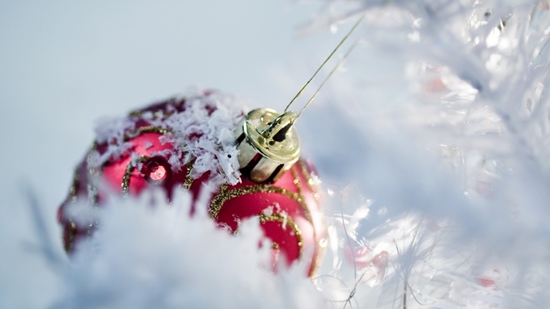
[12,190,326,309]
[163,90,245,185]
[302,1,550,308]
[90,89,247,185]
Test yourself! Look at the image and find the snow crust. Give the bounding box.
[91,89,246,185]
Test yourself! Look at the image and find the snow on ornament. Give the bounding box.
[57,11,370,279]
[57,89,325,276]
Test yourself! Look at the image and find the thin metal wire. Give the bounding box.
[283,14,366,113]
[297,39,360,118]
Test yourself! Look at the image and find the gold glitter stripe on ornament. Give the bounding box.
[64,221,77,253]
[183,159,195,190]
[209,184,310,225]
[209,184,228,218]
[259,213,303,256]
[121,156,149,196]
[291,165,313,223]
[69,170,79,202]
[298,160,320,202]
[123,126,170,141]
[291,164,321,277]
[128,110,143,117]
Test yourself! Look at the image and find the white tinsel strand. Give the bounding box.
[300,0,550,308]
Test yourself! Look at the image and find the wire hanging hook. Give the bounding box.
[283,14,366,115]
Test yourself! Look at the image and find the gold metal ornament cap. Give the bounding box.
[235,108,301,183]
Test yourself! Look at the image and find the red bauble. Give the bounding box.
[57,90,324,275]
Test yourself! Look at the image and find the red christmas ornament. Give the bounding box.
[57,90,324,276]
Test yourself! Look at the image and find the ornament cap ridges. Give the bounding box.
[235,108,301,183]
